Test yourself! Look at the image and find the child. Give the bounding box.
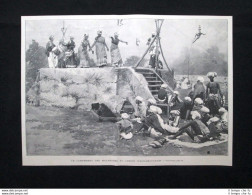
[117,113,133,140]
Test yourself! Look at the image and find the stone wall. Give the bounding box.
[27,67,154,113]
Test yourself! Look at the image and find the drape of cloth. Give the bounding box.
[95,36,107,66]
[111,44,122,66]
[48,52,58,68]
[78,45,90,67]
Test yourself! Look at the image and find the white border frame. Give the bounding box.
[21,15,233,166]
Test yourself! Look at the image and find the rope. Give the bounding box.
[158,38,172,73]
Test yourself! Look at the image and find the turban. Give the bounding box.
[170,110,180,116]
[197,76,204,83]
[219,107,227,113]
[194,98,204,105]
[207,72,217,78]
[200,106,210,113]
[121,113,129,119]
[136,96,144,102]
[209,117,220,123]
[161,84,168,89]
[184,96,192,102]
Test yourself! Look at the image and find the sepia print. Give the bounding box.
[21,15,233,165]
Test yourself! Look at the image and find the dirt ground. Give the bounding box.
[25,105,227,156]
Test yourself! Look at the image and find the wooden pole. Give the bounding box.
[135,35,157,68]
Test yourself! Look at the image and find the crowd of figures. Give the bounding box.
[45,30,166,69]
[45,31,128,68]
[117,72,228,148]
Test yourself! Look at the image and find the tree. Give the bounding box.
[26,40,48,92]
[172,46,228,76]
[124,56,148,67]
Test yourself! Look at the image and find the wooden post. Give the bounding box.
[135,35,157,68]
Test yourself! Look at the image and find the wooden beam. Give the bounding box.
[135,35,157,68]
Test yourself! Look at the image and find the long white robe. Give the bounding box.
[48,51,58,68]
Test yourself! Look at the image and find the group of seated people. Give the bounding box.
[117,95,228,146]
[117,73,228,147]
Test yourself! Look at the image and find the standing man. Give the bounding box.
[45,35,57,68]
[192,76,206,101]
[205,72,223,115]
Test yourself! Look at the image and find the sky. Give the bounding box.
[25,18,228,66]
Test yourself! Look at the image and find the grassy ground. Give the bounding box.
[26,105,227,156]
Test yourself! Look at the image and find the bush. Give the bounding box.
[124,55,148,67]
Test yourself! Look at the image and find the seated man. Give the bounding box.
[216,107,228,133]
[117,113,133,140]
[146,98,157,116]
[133,96,147,121]
[200,106,211,125]
[206,116,221,138]
[200,107,221,139]
[192,97,204,112]
[169,110,180,127]
[157,84,169,103]
[180,96,193,120]
[170,91,182,110]
[144,105,179,135]
[169,111,212,143]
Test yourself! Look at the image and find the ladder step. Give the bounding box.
[150,89,159,93]
[142,73,156,75]
[147,80,162,83]
[145,77,158,80]
[148,84,162,87]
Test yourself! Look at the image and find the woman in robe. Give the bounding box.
[90,30,109,67]
[45,35,57,68]
[110,32,128,67]
[78,34,92,67]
